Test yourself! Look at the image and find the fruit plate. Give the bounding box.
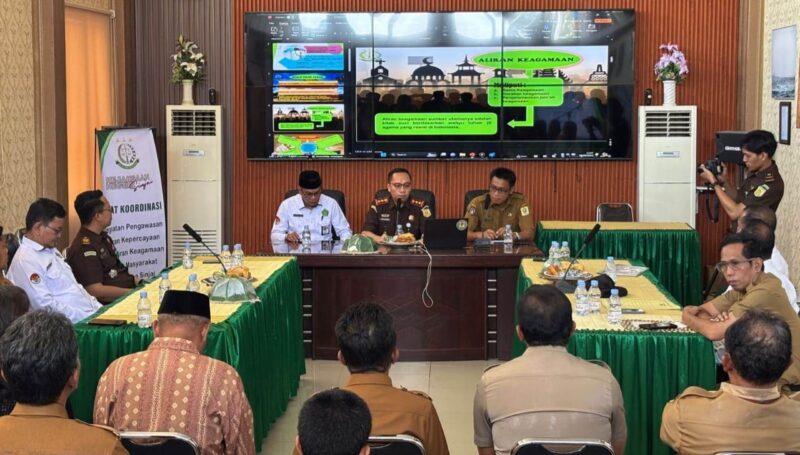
[539,270,593,281]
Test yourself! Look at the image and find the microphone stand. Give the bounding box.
[555,224,601,294]
[182,224,227,273]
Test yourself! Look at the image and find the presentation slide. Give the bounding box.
[272,43,344,71]
[272,134,345,158]
[273,104,345,132]
[272,72,344,102]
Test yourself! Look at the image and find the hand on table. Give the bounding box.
[285,232,300,244]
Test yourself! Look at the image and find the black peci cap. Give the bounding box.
[158,290,211,319]
[298,170,322,189]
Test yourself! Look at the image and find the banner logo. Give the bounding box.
[115,143,140,170]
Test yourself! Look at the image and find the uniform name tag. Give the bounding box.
[293,214,304,217]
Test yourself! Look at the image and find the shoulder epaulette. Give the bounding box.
[399,386,432,400]
[409,197,425,208]
[676,386,720,400]
[375,197,390,206]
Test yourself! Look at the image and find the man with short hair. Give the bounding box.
[699,129,784,220]
[7,198,101,323]
[737,219,797,312]
[474,285,627,455]
[296,388,372,455]
[738,205,791,291]
[336,302,449,455]
[94,290,255,455]
[66,190,136,304]
[0,310,127,454]
[361,168,432,243]
[682,233,800,388]
[465,167,534,242]
[661,310,800,454]
[271,170,352,246]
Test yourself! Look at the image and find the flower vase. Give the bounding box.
[662,80,676,106]
[181,79,195,105]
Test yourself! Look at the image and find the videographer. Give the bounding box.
[699,129,783,221]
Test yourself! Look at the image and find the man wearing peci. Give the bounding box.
[465,167,534,242]
[361,168,432,243]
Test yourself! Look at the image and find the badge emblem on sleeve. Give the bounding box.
[422,206,432,218]
[521,206,530,216]
[754,184,769,198]
[30,273,41,284]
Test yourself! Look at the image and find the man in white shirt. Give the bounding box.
[271,170,351,246]
[7,198,101,323]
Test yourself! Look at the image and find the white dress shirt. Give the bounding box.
[7,236,102,323]
[270,194,352,245]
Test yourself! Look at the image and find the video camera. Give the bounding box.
[697,158,723,176]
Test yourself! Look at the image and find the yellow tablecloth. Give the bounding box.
[540,220,693,231]
[102,256,292,323]
[520,258,684,331]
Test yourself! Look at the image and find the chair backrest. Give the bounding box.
[374,189,436,218]
[464,189,487,214]
[596,203,633,222]
[120,432,200,455]
[284,189,347,216]
[5,229,23,268]
[369,435,426,455]
[511,438,614,455]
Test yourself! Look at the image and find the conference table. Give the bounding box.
[71,256,305,448]
[514,258,716,455]
[536,221,703,306]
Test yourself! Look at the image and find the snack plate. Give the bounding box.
[202,276,257,286]
[379,240,419,247]
[339,250,381,255]
[539,270,593,281]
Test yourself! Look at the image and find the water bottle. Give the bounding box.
[604,256,617,282]
[158,272,171,303]
[232,244,244,267]
[395,224,404,235]
[560,241,571,260]
[607,288,622,325]
[186,273,200,292]
[220,245,232,270]
[503,224,513,245]
[302,226,312,246]
[137,291,152,328]
[588,280,602,314]
[575,280,589,316]
[181,241,193,269]
[546,241,560,267]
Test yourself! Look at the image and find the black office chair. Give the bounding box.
[369,435,426,455]
[120,432,200,455]
[511,438,614,455]
[5,228,23,268]
[284,189,346,215]
[374,189,436,218]
[464,189,487,214]
[596,203,634,222]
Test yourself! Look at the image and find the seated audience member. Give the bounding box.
[0,310,127,454]
[465,167,534,242]
[474,285,627,455]
[738,219,797,312]
[662,310,800,454]
[682,233,800,389]
[94,290,255,455]
[296,388,372,455]
[0,285,31,416]
[336,302,449,455]
[7,198,101,322]
[66,190,136,304]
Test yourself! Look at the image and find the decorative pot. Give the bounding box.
[662,80,676,106]
[181,79,194,105]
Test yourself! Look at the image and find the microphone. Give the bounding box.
[183,224,227,273]
[483,193,491,210]
[395,199,403,233]
[555,223,601,294]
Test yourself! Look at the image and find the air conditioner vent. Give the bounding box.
[644,111,693,137]
[171,109,217,136]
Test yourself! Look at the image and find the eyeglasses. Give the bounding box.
[300,190,322,197]
[489,185,510,194]
[44,224,64,236]
[390,183,412,190]
[715,259,754,273]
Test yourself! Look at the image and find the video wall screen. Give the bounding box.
[245,11,635,160]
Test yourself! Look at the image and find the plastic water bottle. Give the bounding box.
[158,272,171,303]
[560,241,571,260]
[302,226,312,246]
[220,245,232,270]
[181,241,193,269]
[137,291,152,328]
[503,224,513,244]
[232,244,244,267]
[607,288,622,325]
[588,280,602,314]
[395,224,404,235]
[604,256,617,282]
[546,241,560,267]
[186,273,200,292]
[575,280,589,316]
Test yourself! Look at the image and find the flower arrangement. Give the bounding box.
[654,43,688,84]
[171,35,206,83]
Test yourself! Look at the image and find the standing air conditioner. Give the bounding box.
[166,105,223,263]
[637,106,697,228]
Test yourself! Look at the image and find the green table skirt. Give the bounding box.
[72,258,305,448]
[514,268,716,455]
[536,222,703,306]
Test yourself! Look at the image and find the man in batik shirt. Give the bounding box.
[93,290,255,455]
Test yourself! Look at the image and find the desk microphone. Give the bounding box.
[183,223,227,273]
[395,198,403,233]
[555,223,601,294]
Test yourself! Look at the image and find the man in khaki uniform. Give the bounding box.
[0,310,127,454]
[465,167,534,242]
[662,310,800,454]
[474,285,627,455]
[682,233,800,389]
[336,302,449,455]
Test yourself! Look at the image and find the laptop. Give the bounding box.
[423,218,468,250]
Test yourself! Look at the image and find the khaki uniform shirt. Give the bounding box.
[473,346,627,455]
[465,193,533,234]
[66,226,135,303]
[0,402,127,454]
[343,373,449,455]
[735,161,784,211]
[362,196,432,239]
[661,382,800,454]
[711,272,800,387]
